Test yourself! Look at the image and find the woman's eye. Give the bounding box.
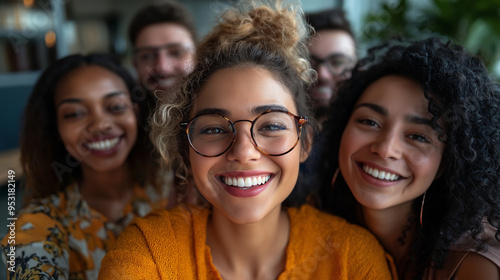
[200,125,227,135]
[357,119,379,127]
[409,134,431,143]
[260,122,287,132]
[109,104,128,114]
[63,111,85,119]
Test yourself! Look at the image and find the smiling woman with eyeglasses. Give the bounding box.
[98,1,392,279]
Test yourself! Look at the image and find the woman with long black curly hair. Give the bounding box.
[315,37,500,279]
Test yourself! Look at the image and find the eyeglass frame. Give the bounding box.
[310,53,355,77]
[133,43,195,66]
[180,109,308,157]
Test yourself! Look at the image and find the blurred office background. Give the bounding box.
[0,0,499,277]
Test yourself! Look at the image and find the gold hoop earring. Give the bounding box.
[420,191,426,227]
[331,168,340,187]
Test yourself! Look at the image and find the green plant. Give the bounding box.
[362,0,500,78]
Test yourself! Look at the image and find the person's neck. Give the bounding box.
[79,163,135,222]
[207,206,290,280]
[359,201,416,267]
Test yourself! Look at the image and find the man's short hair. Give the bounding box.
[305,8,354,39]
[128,1,197,46]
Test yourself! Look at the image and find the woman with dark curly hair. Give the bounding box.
[315,37,500,279]
[1,54,169,279]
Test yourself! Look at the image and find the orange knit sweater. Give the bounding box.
[98,204,391,279]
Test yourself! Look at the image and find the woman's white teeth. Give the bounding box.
[86,138,119,151]
[362,165,400,181]
[224,175,271,188]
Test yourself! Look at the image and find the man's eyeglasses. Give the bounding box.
[310,53,355,77]
[133,43,194,66]
[180,110,308,157]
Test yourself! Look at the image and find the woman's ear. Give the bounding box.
[133,103,140,115]
[434,161,446,180]
[300,125,314,163]
[133,103,141,123]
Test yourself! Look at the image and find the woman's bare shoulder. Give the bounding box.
[454,252,500,280]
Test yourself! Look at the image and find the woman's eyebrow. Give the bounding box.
[405,114,432,126]
[56,98,81,108]
[194,104,290,118]
[252,104,289,115]
[194,108,229,117]
[104,91,127,99]
[354,103,387,115]
[56,91,127,108]
[354,102,432,126]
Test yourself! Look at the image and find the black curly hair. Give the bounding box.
[314,37,500,277]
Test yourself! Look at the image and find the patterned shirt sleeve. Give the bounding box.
[2,209,70,280]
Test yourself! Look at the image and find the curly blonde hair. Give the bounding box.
[150,0,316,201]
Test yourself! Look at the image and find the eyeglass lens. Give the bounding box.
[311,53,354,76]
[134,43,193,65]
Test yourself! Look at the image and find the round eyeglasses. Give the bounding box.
[310,53,355,77]
[133,43,194,67]
[180,110,308,157]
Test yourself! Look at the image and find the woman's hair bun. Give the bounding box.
[200,0,313,85]
[247,6,300,49]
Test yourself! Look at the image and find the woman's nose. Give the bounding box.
[370,130,402,160]
[226,121,262,162]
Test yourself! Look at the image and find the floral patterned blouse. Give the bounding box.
[1,184,166,280]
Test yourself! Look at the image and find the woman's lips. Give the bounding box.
[217,173,274,198]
